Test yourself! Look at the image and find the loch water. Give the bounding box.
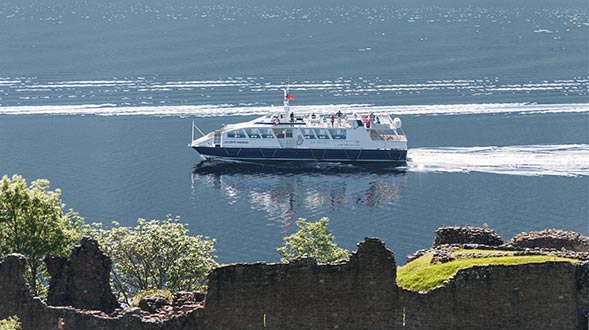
[0,0,587,264]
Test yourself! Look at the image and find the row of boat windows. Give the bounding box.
[226,128,347,140]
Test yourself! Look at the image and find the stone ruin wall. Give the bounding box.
[0,237,587,330]
[402,262,586,330]
[203,238,400,330]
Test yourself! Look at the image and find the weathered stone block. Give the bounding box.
[509,229,589,252]
[434,226,504,246]
[46,237,119,313]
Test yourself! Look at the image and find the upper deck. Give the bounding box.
[239,111,407,142]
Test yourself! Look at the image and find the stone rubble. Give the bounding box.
[507,229,589,252]
[132,292,204,323]
[407,226,589,264]
[433,226,504,247]
[138,294,171,314]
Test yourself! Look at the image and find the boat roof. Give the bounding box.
[223,111,402,132]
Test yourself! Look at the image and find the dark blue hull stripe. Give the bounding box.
[193,147,407,162]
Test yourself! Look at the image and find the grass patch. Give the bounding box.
[397,252,577,292]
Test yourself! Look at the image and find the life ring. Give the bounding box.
[274,118,280,125]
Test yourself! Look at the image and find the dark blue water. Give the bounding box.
[0,0,587,263]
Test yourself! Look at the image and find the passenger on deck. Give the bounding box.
[311,113,316,119]
[290,112,295,122]
[330,115,335,127]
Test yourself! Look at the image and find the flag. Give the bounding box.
[286,94,294,100]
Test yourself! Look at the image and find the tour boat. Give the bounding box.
[190,88,407,164]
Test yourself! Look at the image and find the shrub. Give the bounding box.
[277,217,349,263]
[0,316,22,330]
[85,215,218,303]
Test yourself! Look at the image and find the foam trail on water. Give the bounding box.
[408,144,589,177]
[0,103,587,117]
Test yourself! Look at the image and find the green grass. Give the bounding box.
[397,252,577,292]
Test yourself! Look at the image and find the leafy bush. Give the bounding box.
[0,316,22,330]
[85,216,218,303]
[277,217,349,263]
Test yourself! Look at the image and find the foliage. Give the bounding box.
[84,216,218,303]
[131,289,173,307]
[0,316,22,330]
[396,251,578,292]
[277,217,349,263]
[0,174,82,295]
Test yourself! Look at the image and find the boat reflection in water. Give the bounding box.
[191,160,407,229]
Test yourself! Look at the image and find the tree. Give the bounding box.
[277,217,349,263]
[0,174,82,295]
[85,216,218,303]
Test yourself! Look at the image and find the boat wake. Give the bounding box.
[0,102,587,117]
[408,144,589,177]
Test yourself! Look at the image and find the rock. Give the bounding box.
[45,237,119,313]
[125,307,143,315]
[173,291,205,306]
[406,249,429,263]
[138,294,171,313]
[433,226,504,246]
[508,229,589,252]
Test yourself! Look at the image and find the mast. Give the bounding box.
[283,84,290,114]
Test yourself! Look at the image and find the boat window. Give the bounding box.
[329,129,346,140]
[259,128,274,138]
[302,128,316,139]
[245,128,261,138]
[273,128,285,139]
[272,128,293,139]
[226,129,246,138]
[314,129,331,139]
[370,129,396,140]
[381,129,395,135]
